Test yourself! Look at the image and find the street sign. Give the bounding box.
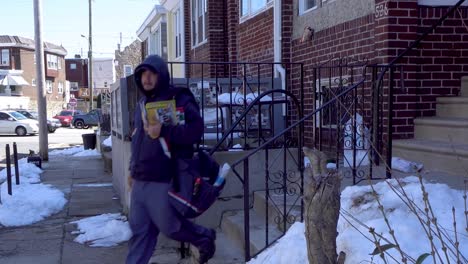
[69,98,77,107]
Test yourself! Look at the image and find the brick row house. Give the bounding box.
[111,1,468,261]
[138,0,467,173]
[65,55,88,100]
[0,35,68,116]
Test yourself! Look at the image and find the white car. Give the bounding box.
[0,110,39,136]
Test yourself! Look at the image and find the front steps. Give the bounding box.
[394,76,468,175]
[219,191,300,259]
[393,139,468,175]
[185,190,299,263]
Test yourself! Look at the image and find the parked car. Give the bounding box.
[12,109,61,133]
[53,110,84,127]
[0,110,39,136]
[72,109,101,129]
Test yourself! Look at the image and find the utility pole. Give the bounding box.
[34,0,48,161]
[88,0,93,110]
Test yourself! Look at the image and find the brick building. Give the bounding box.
[138,0,468,174]
[65,55,88,99]
[114,39,142,80]
[166,0,467,139]
[0,35,68,115]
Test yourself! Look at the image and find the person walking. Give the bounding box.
[126,55,216,264]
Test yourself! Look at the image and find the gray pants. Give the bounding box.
[126,180,214,264]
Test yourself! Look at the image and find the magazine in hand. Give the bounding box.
[145,99,177,126]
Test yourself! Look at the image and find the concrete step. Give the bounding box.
[436,96,468,118]
[461,76,468,97]
[253,191,302,233]
[393,139,468,175]
[189,229,244,264]
[414,117,468,144]
[221,209,283,257]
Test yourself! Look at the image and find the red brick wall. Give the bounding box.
[378,1,468,138]
[290,2,468,140]
[238,8,274,64]
[19,48,36,99]
[183,0,468,140]
[290,14,376,144]
[65,59,88,88]
[184,0,191,77]
[227,0,239,64]
[187,0,227,77]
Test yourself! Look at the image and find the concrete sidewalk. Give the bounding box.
[0,155,127,264]
[0,155,195,264]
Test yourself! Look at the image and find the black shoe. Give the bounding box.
[198,230,216,264]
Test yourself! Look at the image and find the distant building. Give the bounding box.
[65,55,88,99]
[0,35,67,115]
[92,57,115,95]
[160,0,185,77]
[137,5,168,61]
[114,39,141,80]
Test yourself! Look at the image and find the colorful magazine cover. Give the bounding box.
[145,99,177,126]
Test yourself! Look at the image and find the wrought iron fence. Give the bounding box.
[312,58,399,184]
[168,62,305,152]
[210,60,402,261]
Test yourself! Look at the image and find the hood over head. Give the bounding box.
[134,55,171,97]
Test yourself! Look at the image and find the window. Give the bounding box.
[191,0,207,46]
[149,28,162,55]
[58,57,62,70]
[1,49,10,66]
[46,80,53,93]
[32,79,36,86]
[58,82,63,94]
[34,54,36,64]
[70,82,79,91]
[70,63,77,70]
[0,112,10,120]
[299,0,317,14]
[123,65,133,77]
[174,7,182,58]
[241,0,272,17]
[47,54,58,70]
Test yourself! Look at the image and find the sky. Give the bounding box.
[1,148,466,263]
[0,0,159,59]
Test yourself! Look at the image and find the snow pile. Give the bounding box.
[0,158,43,184]
[49,146,84,156]
[248,176,467,264]
[391,157,423,173]
[71,213,132,247]
[248,222,307,264]
[218,92,272,105]
[0,158,66,227]
[49,146,100,157]
[229,144,243,151]
[73,149,100,157]
[102,136,112,147]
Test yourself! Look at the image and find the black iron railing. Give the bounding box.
[167,62,305,152]
[220,0,467,260]
[230,74,367,261]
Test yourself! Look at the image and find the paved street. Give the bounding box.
[0,127,95,169]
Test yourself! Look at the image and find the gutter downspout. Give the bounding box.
[274,0,286,115]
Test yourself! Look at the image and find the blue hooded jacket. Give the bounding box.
[130,55,203,182]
